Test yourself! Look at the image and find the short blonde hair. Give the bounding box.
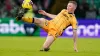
[68,1,77,7]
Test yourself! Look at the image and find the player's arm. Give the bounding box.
[38,10,57,19]
[73,29,78,52]
[71,18,78,52]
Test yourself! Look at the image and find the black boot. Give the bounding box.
[40,48,50,52]
[16,7,29,21]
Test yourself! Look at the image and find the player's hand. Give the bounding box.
[38,10,47,15]
[74,47,78,52]
[74,43,78,52]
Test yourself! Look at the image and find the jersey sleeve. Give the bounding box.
[60,9,66,13]
[72,18,78,30]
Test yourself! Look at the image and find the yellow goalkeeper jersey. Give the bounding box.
[50,9,78,35]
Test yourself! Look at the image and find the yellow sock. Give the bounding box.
[22,17,34,23]
[22,8,35,23]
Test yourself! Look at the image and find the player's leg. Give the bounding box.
[40,35,55,51]
[22,17,46,27]
[16,9,46,27]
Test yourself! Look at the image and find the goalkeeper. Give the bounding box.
[16,0,78,52]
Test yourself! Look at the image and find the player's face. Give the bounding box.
[67,3,76,13]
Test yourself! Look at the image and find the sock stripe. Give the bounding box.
[32,18,34,23]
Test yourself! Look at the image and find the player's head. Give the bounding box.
[67,1,77,13]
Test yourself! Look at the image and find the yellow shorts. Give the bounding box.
[42,20,60,39]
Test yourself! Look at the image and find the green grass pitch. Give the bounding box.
[0,36,100,56]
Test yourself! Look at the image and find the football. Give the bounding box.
[22,0,33,9]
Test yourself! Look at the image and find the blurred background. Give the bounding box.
[0,0,100,56]
[0,0,100,37]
